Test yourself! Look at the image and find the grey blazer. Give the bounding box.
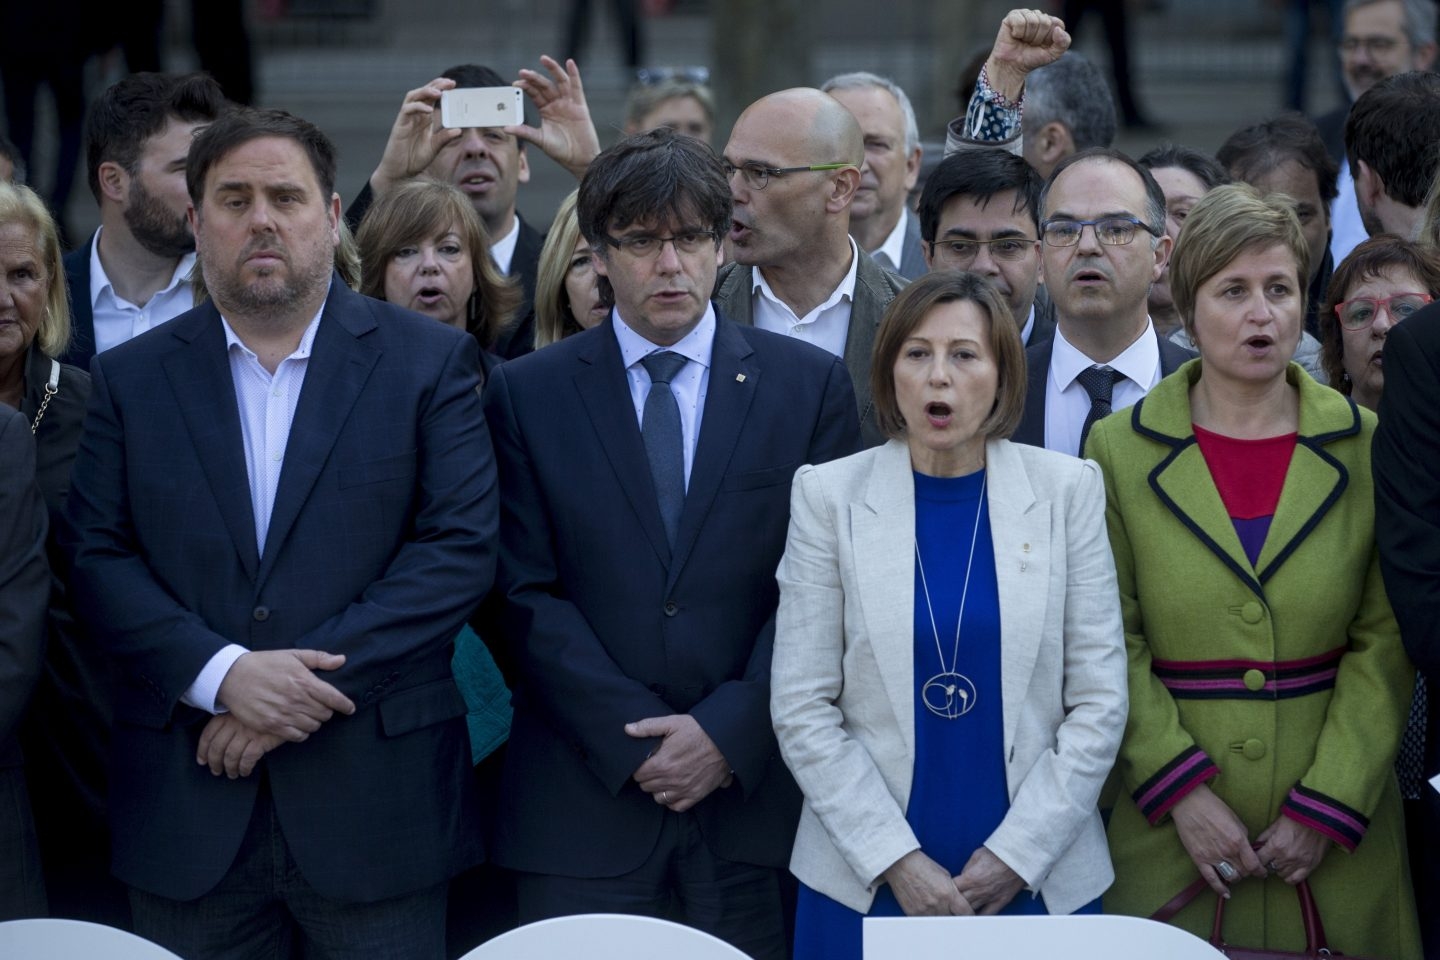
[714,251,907,449]
[772,438,1127,915]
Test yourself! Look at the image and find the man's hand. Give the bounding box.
[1255,815,1331,885]
[985,9,1072,102]
[625,714,732,812]
[370,78,463,198]
[1170,783,1267,896]
[215,649,355,742]
[953,846,1025,915]
[196,714,284,778]
[509,56,602,181]
[882,850,975,917]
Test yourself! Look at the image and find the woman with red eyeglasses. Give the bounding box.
[1320,236,1440,412]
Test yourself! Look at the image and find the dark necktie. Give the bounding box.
[1077,365,1122,455]
[640,351,688,547]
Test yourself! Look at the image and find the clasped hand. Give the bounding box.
[626,714,732,812]
[1172,784,1329,894]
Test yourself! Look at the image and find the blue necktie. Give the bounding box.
[640,351,688,547]
[1077,365,1122,455]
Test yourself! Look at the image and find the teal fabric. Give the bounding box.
[451,624,512,766]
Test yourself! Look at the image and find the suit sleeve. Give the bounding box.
[1088,420,1219,823]
[483,363,672,795]
[689,354,862,793]
[291,332,498,701]
[0,412,48,744]
[1376,318,1440,672]
[983,458,1128,886]
[772,463,920,887]
[63,355,236,707]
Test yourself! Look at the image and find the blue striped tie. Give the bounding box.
[640,351,688,547]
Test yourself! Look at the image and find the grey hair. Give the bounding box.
[1343,0,1438,52]
[821,71,920,154]
[1021,52,1117,151]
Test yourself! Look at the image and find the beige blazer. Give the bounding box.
[772,438,1126,915]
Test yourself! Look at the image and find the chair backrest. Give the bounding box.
[0,918,185,960]
[459,914,752,960]
[863,914,1228,959]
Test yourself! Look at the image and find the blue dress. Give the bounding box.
[793,469,1093,960]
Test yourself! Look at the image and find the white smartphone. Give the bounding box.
[440,87,524,129]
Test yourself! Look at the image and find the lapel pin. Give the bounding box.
[735,374,747,383]
[1022,543,1030,552]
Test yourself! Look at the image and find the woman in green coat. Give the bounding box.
[1088,183,1421,958]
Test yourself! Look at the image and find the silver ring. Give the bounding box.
[1215,860,1239,883]
[660,791,669,804]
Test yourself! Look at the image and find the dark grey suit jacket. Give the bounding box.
[713,249,907,448]
[894,212,928,280]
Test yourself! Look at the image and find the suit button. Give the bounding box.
[1243,738,1266,760]
[1241,601,1264,624]
[663,601,678,617]
[252,606,270,622]
[1243,668,1266,692]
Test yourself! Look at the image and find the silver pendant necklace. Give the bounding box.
[915,473,986,719]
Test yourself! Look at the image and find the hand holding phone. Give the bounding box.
[440,87,524,129]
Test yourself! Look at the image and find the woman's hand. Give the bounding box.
[953,847,1025,915]
[1170,784,1266,896]
[984,9,1072,101]
[882,850,974,917]
[1255,816,1331,885]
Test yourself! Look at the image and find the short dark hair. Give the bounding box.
[1023,53,1117,151]
[870,271,1027,440]
[1041,147,1167,233]
[1138,143,1232,191]
[187,107,338,207]
[85,72,227,203]
[1320,234,1440,390]
[1346,72,1440,209]
[578,127,730,245]
[917,150,1042,243]
[1218,113,1338,206]
[441,63,532,134]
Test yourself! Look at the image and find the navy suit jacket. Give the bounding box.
[1012,327,1195,449]
[482,311,860,877]
[62,279,497,902]
[60,238,95,370]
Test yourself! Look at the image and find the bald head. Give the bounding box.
[735,88,863,166]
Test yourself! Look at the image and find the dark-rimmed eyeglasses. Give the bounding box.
[928,237,1039,264]
[1040,216,1161,247]
[600,231,719,259]
[722,160,853,191]
[1334,292,1433,329]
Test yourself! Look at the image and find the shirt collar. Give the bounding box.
[612,302,717,372]
[872,208,909,271]
[1050,319,1161,391]
[221,299,327,363]
[489,215,521,276]
[89,225,198,308]
[751,236,860,317]
[1019,303,1035,345]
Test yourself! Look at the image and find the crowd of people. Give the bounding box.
[4,2,1440,959]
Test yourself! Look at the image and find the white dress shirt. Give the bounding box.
[489,216,520,276]
[1044,320,1162,458]
[89,227,197,355]
[1020,304,1036,346]
[614,305,716,489]
[751,236,860,359]
[180,305,326,713]
[870,208,910,273]
[1329,165,1368,270]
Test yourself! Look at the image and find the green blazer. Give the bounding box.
[1087,360,1420,958]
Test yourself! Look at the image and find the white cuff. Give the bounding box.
[180,644,249,714]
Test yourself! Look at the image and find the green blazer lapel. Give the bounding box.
[852,440,917,757]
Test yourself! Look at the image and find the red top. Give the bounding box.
[1193,425,1297,566]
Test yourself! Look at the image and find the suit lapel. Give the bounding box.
[853,441,918,757]
[257,287,380,583]
[160,304,260,580]
[667,318,757,587]
[986,440,1051,760]
[898,215,927,280]
[572,323,673,567]
[1014,338,1051,447]
[713,263,755,327]
[844,252,888,435]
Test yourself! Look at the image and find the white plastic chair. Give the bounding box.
[0,918,185,960]
[459,913,752,959]
[863,914,1228,959]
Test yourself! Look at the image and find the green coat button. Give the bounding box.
[1241,601,1264,624]
[1243,668,1266,691]
[1243,738,1266,760]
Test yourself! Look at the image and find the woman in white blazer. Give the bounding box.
[772,271,1128,960]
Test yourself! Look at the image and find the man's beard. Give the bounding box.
[200,234,335,330]
[124,178,194,259]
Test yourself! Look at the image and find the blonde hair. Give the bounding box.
[1169,183,1309,342]
[534,190,587,349]
[356,178,519,348]
[0,181,71,358]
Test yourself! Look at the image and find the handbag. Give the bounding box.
[1150,874,1372,959]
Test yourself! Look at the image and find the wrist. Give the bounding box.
[983,58,1028,103]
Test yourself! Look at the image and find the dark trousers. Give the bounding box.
[0,765,46,921]
[129,780,447,960]
[515,810,787,960]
